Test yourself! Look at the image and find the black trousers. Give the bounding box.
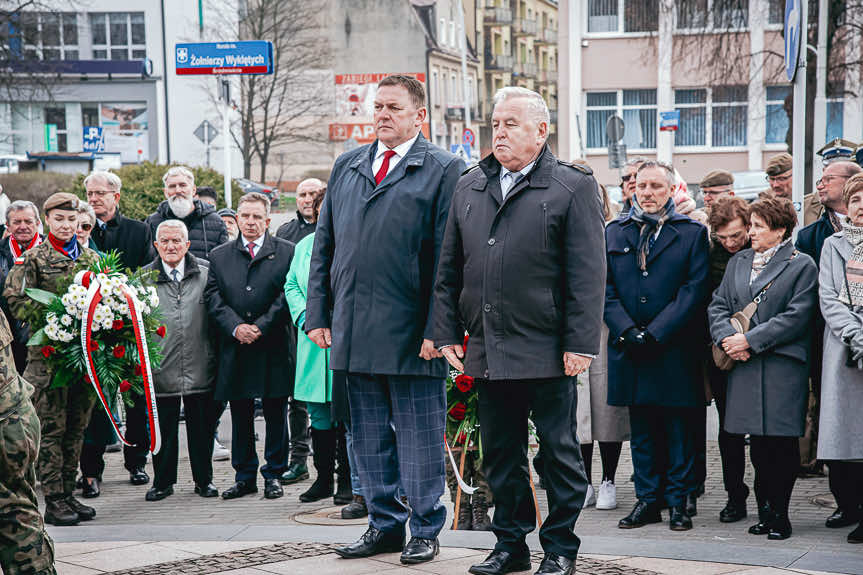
[288,397,310,464]
[152,392,218,490]
[708,366,748,500]
[80,392,149,477]
[828,460,863,514]
[230,397,289,482]
[478,377,587,560]
[749,436,799,516]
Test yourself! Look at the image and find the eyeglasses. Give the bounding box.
[702,188,732,196]
[621,174,633,183]
[766,173,792,183]
[85,190,115,198]
[79,223,93,231]
[816,175,847,187]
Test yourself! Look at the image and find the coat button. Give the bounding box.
[642,271,648,277]
[640,296,647,303]
[246,286,252,291]
[483,304,491,312]
[246,312,252,318]
[488,238,496,246]
[624,247,630,253]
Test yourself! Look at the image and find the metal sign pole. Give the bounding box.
[791,0,807,233]
[222,80,232,210]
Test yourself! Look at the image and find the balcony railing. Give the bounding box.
[484,7,513,25]
[513,18,537,35]
[445,106,465,121]
[537,28,558,43]
[485,53,514,70]
[513,61,537,77]
[538,68,558,83]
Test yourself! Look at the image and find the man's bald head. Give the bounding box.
[296,178,325,221]
[830,161,863,179]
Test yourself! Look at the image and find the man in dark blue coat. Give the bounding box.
[306,75,464,565]
[605,161,710,532]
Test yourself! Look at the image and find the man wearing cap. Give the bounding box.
[4,193,100,527]
[218,209,239,242]
[765,153,822,226]
[699,170,735,214]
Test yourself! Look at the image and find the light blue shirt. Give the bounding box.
[499,160,536,199]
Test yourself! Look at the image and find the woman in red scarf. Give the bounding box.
[4,193,100,527]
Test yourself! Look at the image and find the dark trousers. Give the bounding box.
[288,397,310,464]
[230,397,289,482]
[347,373,446,539]
[629,406,698,508]
[828,460,863,514]
[153,393,218,490]
[479,377,587,559]
[80,392,149,477]
[709,367,748,500]
[749,436,799,516]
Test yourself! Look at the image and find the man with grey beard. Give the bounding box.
[146,166,228,260]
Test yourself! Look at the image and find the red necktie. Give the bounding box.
[247,243,255,258]
[375,150,397,185]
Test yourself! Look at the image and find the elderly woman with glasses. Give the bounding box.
[708,195,818,540]
[76,201,99,251]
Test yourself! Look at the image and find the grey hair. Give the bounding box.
[238,191,271,216]
[162,166,195,186]
[76,201,97,226]
[156,219,189,242]
[83,170,122,192]
[636,160,677,189]
[6,200,39,224]
[492,87,550,126]
[624,156,649,170]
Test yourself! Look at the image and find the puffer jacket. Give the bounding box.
[146,199,228,260]
[145,253,215,397]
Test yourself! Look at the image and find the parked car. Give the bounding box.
[0,156,20,174]
[235,178,279,207]
[731,170,770,202]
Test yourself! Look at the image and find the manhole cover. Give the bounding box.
[293,505,368,525]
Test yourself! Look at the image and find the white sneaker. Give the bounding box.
[212,439,230,462]
[583,483,596,507]
[595,480,617,510]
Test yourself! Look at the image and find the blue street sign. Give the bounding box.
[659,110,680,132]
[175,41,274,75]
[451,143,471,160]
[784,0,802,82]
[82,126,104,152]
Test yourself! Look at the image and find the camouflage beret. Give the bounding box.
[43,192,80,214]
[765,153,793,176]
[699,169,734,188]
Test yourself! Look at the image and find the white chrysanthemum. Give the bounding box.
[60,314,73,327]
[44,323,59,340]
[90,320,101,332]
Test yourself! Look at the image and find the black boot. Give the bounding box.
[299,428,336,503]
[749,501,773,535]
[334,428,353,505]
[471,494,492,531]
[455,502,473,530]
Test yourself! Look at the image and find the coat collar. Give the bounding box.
[474,144,555,207]
[615,210,691,261]
[233,232,275,263]
[149,252,201,283]
[736,241,797,301]
[350,133,429,200]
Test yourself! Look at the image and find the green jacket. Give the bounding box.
[285,233,331,403]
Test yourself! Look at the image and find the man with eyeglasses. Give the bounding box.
[765,153,823,225]
[699,170,734,213]
[619,157,647,217]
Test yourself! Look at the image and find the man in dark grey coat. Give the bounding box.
[306,75,464,565]
[434,87,605,575]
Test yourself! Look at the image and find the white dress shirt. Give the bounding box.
[242,234,265,257]
[162,258,186,282]
[372,132,421,179]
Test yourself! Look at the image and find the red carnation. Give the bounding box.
[134,364,143,376]
[83,373,91,384]
[112,345,126,358]
[40,345,55,358]
[449,402,466,421]
[88,340,99,351]
[119,380,132,392]
[463,334,469,351]
[457,432,467,445]
[112,319,124,331]
[455,374,474,393]
[156,325,166,338]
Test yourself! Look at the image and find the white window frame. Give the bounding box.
[89,12,146,60]
[673,0,750,34]
[671,86,749,152]
[584,0,657,38]
[439,18,446,45]
[431,68,440,108]
[449,21,456,47]
[584,89,657,152]
[18,12,79,60]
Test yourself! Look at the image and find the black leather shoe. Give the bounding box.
[848,523,863,544]
[65,495,96,521]
[81,477,100,499]
[468,550,532,575]
[145,486,174,501]
[400,536,439,564]
[618,500,662,529]
[341,495,368,519]
[221,480,258,500]
[535,553,574,575]
[264,478,284,499]
[685,493,698,517]
[719,498,748,523]
[749,502,773,535]
[194,483,219,497]
[826,508,860,528]
[669,505,692,531]
[767,515,792,540]
[334,526,405,558]
[129,467,149,485]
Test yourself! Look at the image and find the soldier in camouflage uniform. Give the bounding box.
[0,311,56,575]
[445,446,493,531]
[4,193,100,527]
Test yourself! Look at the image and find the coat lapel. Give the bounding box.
[733,250,754,306]
[250,233,276,264]
[750,241,796,297]
[645,216,682,265]
[350,146,377,196]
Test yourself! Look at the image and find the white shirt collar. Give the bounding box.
[500,160,537,183]
[162,257,185,280]
[375,132,420,162]
[242,234,265,251]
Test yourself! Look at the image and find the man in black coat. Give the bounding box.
[145,166,228,261]
[205,192,295,501]
[434,88,605,575]
[0,200,43,374]
[83,170,154,489]
[275,178,323,244]
[306,75,464,565]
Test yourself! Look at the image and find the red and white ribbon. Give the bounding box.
[79,271,161,454]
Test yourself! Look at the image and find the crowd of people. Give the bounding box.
[0,74,861,575]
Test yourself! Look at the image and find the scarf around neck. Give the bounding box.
[9,234,41,258]
[840,221,863,306]
[47,232,80,261]
[750,238,790,283]
[629,196,674,271]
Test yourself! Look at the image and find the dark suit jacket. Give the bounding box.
[205,233,295,400]
[605,211,711,407]
[433,146,606,380]
[92,210,153,271]
[305,133,465,377]
[276,211,316,244]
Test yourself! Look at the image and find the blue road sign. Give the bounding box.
[784,0,802,82]
[659,110,680,132]
[451,144,471,160]
[82,126,104,152]
[175,41,274,75]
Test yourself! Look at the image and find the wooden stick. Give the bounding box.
[452,443,469,530]
[527,457,543,528]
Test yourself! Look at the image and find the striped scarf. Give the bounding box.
[840,222,863,307]
[629,197,674,271]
